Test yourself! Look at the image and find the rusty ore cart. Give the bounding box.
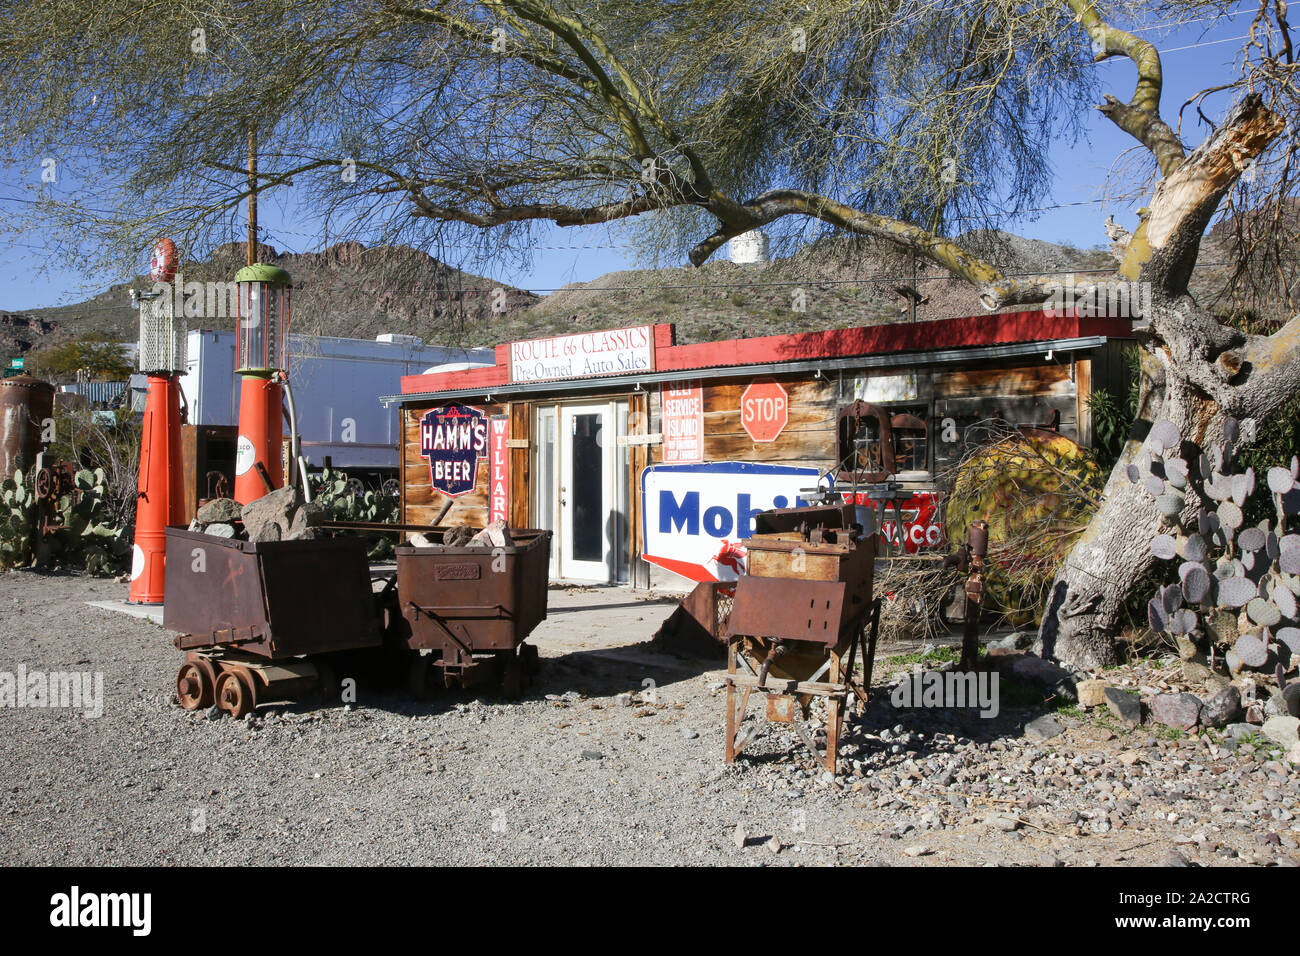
[396,529,551,699]
[722,505,881,773]
[164,528,382,717]
[164,524,551,716]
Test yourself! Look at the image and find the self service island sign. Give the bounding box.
[509,325,653,382]
[641,462,821,582]
[419,403,489,497]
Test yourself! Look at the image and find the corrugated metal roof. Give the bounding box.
[384,335,1111,405]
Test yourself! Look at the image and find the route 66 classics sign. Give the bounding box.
[419,403,489,497]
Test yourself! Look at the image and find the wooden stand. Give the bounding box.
[723,598,881,773]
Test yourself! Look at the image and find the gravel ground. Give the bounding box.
[1,569,1296,867]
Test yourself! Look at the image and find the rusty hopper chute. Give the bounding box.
[722,504,881,773]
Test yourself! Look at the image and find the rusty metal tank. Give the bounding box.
[0,374,54,481]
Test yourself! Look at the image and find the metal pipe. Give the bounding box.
[277,372,310,500]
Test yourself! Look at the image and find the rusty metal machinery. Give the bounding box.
[396,529,552,700]
[32,461,79,537]
[722,504,881,773]
[943,519,990,671]
[163,522,553,717]
[164,527,385,717]
[1,374,54,482]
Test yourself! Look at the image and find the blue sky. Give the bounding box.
[0,6,1264,313]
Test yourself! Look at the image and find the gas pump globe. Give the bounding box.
[232,264,291,503]
[235,263,291,372]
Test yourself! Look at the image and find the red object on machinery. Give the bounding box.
[129,374,185,604]
[233,375,283,504]
[149,238,178,283]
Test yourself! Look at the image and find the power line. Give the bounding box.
[4,262,1242,308]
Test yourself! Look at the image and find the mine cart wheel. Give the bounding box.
[215,670,256,719]
[520,643,540,677]
[176,662,214,711]
[501,650,523,701]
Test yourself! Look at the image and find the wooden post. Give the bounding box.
[960,520,989,671]
[247,126,258,265]
[724,639,738,763]
[826,648,843,773]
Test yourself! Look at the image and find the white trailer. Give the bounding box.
[177,330,493,472]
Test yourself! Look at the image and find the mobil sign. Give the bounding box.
[641,462,820,583]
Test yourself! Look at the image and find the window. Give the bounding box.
[836,400,931,480]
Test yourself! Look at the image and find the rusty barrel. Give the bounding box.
[1,374,54,482]
[163,527,381,658]
[395,530,551,662]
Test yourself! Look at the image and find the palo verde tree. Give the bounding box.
[1,0,1297,666]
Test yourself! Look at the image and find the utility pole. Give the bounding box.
[247,126,258,266]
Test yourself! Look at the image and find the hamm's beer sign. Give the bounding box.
[641,462,820,582]
[419,403,488,497]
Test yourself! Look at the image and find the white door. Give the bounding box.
[559,403,615,582]
[535,406,559,578]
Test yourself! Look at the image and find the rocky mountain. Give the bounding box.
[0,227,1280,366]
[1,241,539,360]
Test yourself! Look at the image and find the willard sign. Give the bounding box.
[641,462,820,582]
[509,326,653,383]
[419,403,488,497]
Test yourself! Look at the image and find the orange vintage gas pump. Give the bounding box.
[232,264,291,504]
[128,239,186,605]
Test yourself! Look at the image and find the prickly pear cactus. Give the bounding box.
[0,467,130,574]
[308,467,400,559]
[0,468,41,570]
[1132,416,1300,683]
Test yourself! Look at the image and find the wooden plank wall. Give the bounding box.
[932,361,1079,476]
[509,401,531,529]
[649,376,841,473]
[649,360,1086,487]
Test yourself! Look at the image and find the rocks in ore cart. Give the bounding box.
[185,488,325,543]
[408,519,514,549]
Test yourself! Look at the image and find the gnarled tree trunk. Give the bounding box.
[1039,92,1295,668]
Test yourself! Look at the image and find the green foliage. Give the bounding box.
[884,645,959,668]
[307,468,399,559]
[1085,345,1140,473]
[27,335,132,385]
[46,401,141,533]
[0,466,131,574]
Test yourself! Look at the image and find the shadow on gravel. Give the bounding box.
[227,638,721,722]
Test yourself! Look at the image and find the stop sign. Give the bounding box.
[740,381,788,442]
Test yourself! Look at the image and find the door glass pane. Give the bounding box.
[535,409,556,533]
[571,413,604,561]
